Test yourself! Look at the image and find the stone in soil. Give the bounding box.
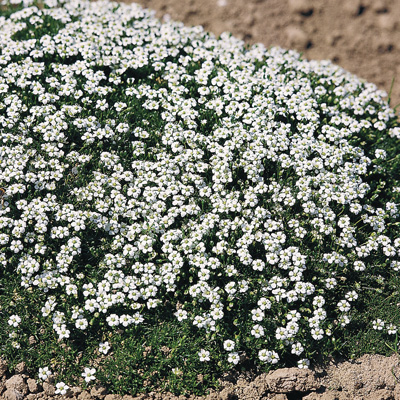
[5,375,28,396]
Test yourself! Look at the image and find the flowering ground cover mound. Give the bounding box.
[0,0,400,396]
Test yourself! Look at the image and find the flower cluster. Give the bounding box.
[0,0,399,390]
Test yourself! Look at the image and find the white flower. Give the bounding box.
[38,367,52,381]
[275,327,287,340]
[198,349,210,362]
[172,367,182,376]
[99,341,111,355]
[258,349,270,362]
[337,300,351,312]
[119,314,133,327]
[354,261,366,271]
[298,359,310,369]
[345,291,358,302]
[8,315,21,327]
[75,317,88,330]
[227,352,240,365]
[339,315,350,327]
[82,367,96,383]
[251,324,265,338]
[174,309,188,322]
[251,308,265,322]
[257,297,271,310]
[55,382,69,395]
[387,324,397,335]
[372,319,385,330]
[106,314,120,327]
[291,342,304,356]
[375,149,386,159]
[269,351,280,364]
[223,340,235,351]
[311,328,324,340]
[374,121,386,131]
[57,325,70,340]
[312,296,325,307]
[210,307,224,320]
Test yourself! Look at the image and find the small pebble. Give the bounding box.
[14,363,26,375]
[27,378,41,394]
[42,382,55,396]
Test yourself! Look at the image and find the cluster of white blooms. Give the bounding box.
[1,0,399,384]
[372,319,398,335]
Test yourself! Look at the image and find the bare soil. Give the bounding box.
[2,354,400,399]
[2,1,400,399]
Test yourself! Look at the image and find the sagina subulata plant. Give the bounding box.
[0,0,400,395]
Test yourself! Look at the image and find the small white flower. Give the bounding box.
[119,314,133,327]
[82,367,96,383]
[227,352,240,365]
[106,314,120,327]
[269,351,280,364]
[275,327,287,340]
[311,327,324,340]
[387,324,398,335]
[374,121,386,131]
[298,358,310,369]
[251,324,265,338]
[375,149,386,159]
[75,317,88,330]
[372,319,385,330]
[251,308,265,322]
[354,261,366,271]
[291,342,304,356]
[258,349,270,362]
[99,341,111,355]
[337,300,350,312]
[55,382,69,395]
[198,349,210,362]
[257,297,272,310]
[38,367,53,381]
[8,315,21,327]
[223,339,235,351]
[174,309,188,322]
[339,315,350,327]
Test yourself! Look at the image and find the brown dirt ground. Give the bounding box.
[2,1,400,399]
[2,354,400,399]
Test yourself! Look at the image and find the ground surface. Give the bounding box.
[130,0,400,112]
[2,351,400,399]
[2,0,400,399]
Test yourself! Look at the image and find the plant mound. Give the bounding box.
[0,0,400,395]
